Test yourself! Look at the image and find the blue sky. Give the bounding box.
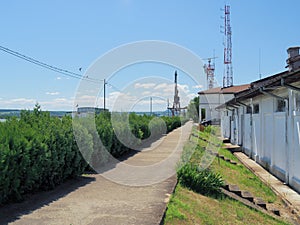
[1,1,300,111]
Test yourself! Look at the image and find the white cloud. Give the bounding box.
[56,77,62,80]
[142,91,151,96]
[0,98,37,109]
[134,83,156,89]
[154,83,169,90]
[193,84,203,89]
[10,98,36,104]
[46,92,60,96]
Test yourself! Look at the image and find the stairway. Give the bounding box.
[223,183,281,217]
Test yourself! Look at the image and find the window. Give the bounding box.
[201,108,206,121]
[253,104,259,114]
[295,93,300,112]
[246,105,252,114]
[276,99,286,112]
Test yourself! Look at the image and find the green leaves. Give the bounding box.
[0,110,87,204]
[0,108,184,204]
[177,163,224,197]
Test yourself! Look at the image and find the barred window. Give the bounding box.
[253,104,259,114]
[246,105,252,114]
[276,99,286,112]
[296,93,300,112]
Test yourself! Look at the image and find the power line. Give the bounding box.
[106,82,122,92]
[0,45,101,84]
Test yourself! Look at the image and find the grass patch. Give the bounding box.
[198,129,278,203]
[164,184,289,225]
[164,126,291,225]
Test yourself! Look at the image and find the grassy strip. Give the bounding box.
[164,126,290,225]
[197,131,278,204]
[164,184,289,225]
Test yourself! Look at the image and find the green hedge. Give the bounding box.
[0,107,87,204]
[0,106,185,204]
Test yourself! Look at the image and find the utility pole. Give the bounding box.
[103,79,106,110]
[167,98,170,117]
[150,97,152,115]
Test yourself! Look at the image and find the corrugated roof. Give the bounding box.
[198,84,250,95]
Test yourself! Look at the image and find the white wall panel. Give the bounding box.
[273,113,287,172]
[253,114,261,160]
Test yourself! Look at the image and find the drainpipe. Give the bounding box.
[284,98,289,183]
[250,98,254,160]
[236,100,247,148]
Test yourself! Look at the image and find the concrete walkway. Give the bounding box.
[0,121,193,225]
[234,152,300,220]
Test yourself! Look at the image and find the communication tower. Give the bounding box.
[222,4,233,87]
[203,57,217,89]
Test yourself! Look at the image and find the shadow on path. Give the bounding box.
[0,176,95,224]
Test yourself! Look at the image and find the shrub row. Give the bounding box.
[0,106,185,204]
[0,107,87,204]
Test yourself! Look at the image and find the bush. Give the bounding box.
[0,107,88,204]
[0,107,185,204]
[203,125,217,135]
[177,163,224,196]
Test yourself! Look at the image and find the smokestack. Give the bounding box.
[286,47,300,72]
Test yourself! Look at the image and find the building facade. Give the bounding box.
[198,84,250,124]
[218,47,300,193]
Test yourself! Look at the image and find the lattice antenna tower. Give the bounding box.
[223,4,233,87]
[203,56,217,89]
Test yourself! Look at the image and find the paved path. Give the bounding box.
[0,121,193,225]
[234,152,300,220]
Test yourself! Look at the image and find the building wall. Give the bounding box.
[220,84,300,193]
[289,89,300,191]
[199,93,234,123]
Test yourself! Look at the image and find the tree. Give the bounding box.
[187,96,199,122]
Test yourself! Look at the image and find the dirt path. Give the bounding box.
[0,121,193,225]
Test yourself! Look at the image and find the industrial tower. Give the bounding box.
[222,4,233,87]
[168,71,186,116]
[203,57,217,89]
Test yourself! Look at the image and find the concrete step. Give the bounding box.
[228,184,240,193]
[225,158,231,162]
[240,191,254,202]
[224,144,242,152]
[230,160,237,165]
[254,197,267,209]
[222,138,231,143]
[267,205,281,216]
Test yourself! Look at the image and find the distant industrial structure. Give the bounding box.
[69,106,107,118]
[168,71,187,116]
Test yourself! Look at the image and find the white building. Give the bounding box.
[218,47,300,193]
[198,84,250,124]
